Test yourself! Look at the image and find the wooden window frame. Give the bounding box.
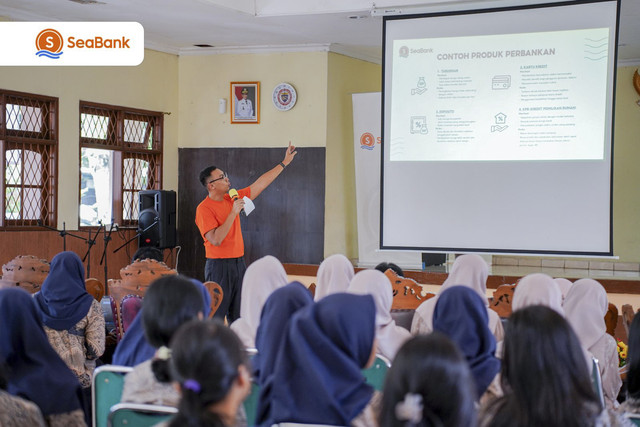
[79,101,163,229]
[0,89,58,230]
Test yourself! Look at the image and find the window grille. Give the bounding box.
[0,90,58,228]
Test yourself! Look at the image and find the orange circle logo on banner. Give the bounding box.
[360,132,375,150]
[35,29,64,53]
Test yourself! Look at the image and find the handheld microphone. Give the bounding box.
[229,189,244,215]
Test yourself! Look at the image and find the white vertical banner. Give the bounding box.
[352,92,421,269]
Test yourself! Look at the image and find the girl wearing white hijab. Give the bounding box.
[314,254,354,301]
[512,273,564,315]
[554,277,573,303]
[230,255,289,348]
[411,254,504,342]
[563,278,622,409]
[348,269,411,361]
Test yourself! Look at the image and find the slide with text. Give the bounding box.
[389,28,610,162]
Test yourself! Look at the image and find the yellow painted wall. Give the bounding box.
[177,52,328,148]
[613,65,640,261]
[0,49,180,228]
[177,51,382,259]
[325,53,381,258]
[1,52,638,264]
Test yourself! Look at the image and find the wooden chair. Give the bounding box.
[119,258,177,288]
[308,282,316,299]
[383,269,435,310]
[85,278,105,301]
[108,259,177,341]
[390,309,415,331]
[120,294,143,334]
[490,284,517,318]
[605,303,619,337]
[0,254,50,293]
[92,365,133,427]
[108,402,177,427]
[204,281,224,318]
[108,279,142,341]
[622,304,637,337]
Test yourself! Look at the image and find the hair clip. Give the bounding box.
[183,379,201,393]
[156,346,172,360]
[395,393,423,424]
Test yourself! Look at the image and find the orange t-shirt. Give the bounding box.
[195,187,251,259]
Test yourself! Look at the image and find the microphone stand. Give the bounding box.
[37,220,90,252]
[99,222,117,295]
[82,223,103,278]
[113,219,159,254]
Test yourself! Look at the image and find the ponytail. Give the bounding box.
[151,346,172,383]
[169,387,226,427]
[169,320,249,427]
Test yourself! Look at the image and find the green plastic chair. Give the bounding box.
[591,357,605,408]
[243,348,260,426]
[92,365,133,427]
[108,402,177,427]
[626,414,640,427]
[243,381,261,426]
[362,354,391,391]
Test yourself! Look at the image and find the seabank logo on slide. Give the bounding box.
[35,28,64,59]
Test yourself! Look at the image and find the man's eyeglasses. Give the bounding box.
[208,172,227,185]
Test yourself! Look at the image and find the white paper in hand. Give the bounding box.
[242,196,255,216]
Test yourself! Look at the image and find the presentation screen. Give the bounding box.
[381,0,619,255]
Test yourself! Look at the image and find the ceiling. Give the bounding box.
[0,0,638,65]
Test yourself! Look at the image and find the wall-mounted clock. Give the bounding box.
[272,83,297,111]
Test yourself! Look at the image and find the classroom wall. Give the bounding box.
[176,50,381,259]
[177,51,328,148]
[612,65,640,262]
[325,53,381,258]
[0,49,180,228]
[0,49,179,275]
[0,52,638,265]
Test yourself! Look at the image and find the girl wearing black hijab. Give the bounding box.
[0,287,85,426]
[34,251,105,388]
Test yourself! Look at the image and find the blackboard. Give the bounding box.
[177,147,325,280]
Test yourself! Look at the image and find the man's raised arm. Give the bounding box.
[249,141,297,199]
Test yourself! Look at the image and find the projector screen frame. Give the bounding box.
[379,0,620,257]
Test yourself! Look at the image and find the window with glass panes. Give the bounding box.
[79,101,162,227]
[0,90,58,228]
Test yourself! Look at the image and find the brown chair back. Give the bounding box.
[605,303,619,337]
[204,281,224,318]
[308,283,316,299]
[119,258,177,288]
[622,304,637,337]
[490,283,517,318]
[383,269,435,310]
[85,278,105,301]
[1,255,50,294]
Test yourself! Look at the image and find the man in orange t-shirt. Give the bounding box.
[195,142,297,322]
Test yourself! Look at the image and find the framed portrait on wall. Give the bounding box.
[230,82,260,124]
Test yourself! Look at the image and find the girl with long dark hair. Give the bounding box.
[169,319,251,427]
[379,333,477,427]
